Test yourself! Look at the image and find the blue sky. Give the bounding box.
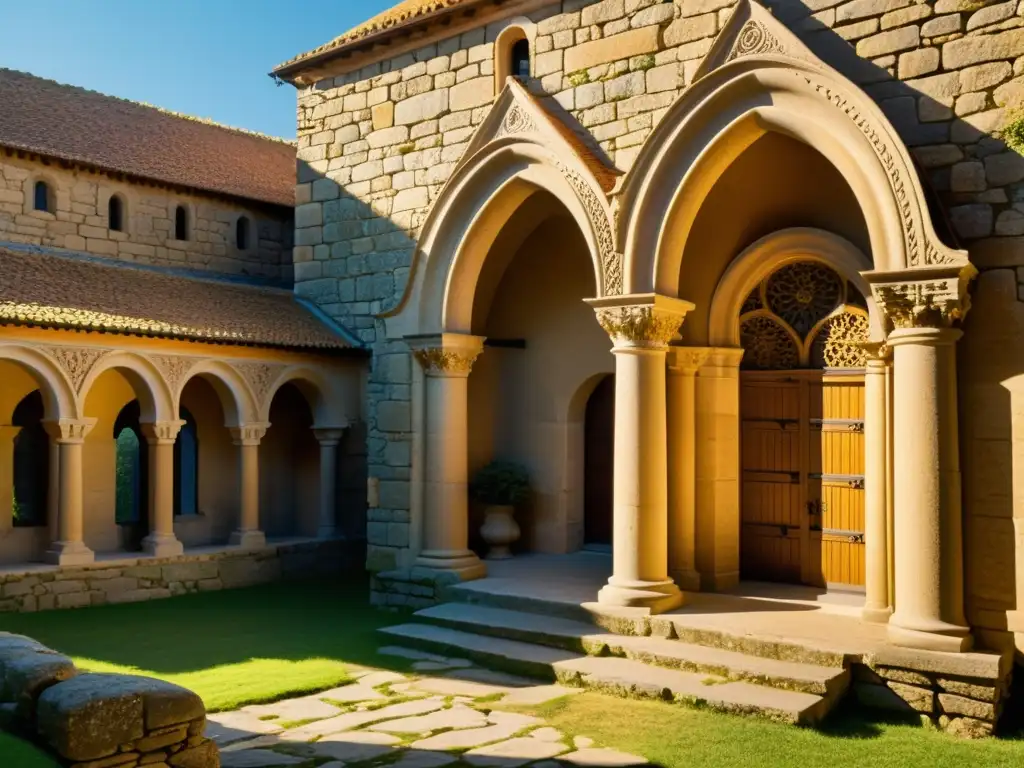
[1,0,397,138]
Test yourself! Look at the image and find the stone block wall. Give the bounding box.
[0,633,217,767]
[288,0,1024,587]
[0,153,293,283]
[0,539,357,614]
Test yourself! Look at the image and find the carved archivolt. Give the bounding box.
[557,162,622,296]
[41,347,104,393]
[740,260,869,370]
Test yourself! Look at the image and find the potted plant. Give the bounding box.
[470,461,530,559]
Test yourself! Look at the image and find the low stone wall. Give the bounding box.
[370,566,461,610]
[0,632,217,767]
[853,646,1013,738]
[0,538,359,614]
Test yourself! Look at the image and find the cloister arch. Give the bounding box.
[617,5,968,298]
[261,365,347,428]
[175,360,255,428]
[79,351,174,424]
[0,344,76,420]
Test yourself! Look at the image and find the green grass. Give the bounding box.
[525,693,1024,768]
[0,578,406,712]
[0,732,61,767]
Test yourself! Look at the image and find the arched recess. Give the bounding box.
[383,138,615,337]
[0,344,76,421]
[79,351,174,424]
[618,6,967,298]
[260,365,347,428]
[176,361,255,428]
[709,228,879,346]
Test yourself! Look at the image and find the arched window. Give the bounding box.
[33,180,52,213]
[236,216,250,250]
[174,205,189,240]
[12,391,48,527]
[113,401,148,551]
[108,195,124,232]
[511,39,531,80]
[174,407,199,516]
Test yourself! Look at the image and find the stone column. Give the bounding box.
[313,427,346,539]
[140,420,185,558]
[410,333,486,580]
[43,418,97,566]
[586,294,694,612]
[666,348,711,592]
[229,423,269,549]
[872,272,972,652]
[0,426,21,533]
[862,343,892,624]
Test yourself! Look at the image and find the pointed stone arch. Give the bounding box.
[617,0,969,299]
[383,78,621,338]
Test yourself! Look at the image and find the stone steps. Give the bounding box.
[379,623,834,726]
[414,603,849,698]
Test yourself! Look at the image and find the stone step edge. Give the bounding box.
[377,623,834,727]
[414,604,849,698]
[442,583,596,623]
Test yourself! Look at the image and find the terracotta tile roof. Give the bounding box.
[0,245,360,352]
[275,0,480,75]
[0,69,296,208]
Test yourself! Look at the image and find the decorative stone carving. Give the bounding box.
[495,103,536,139]
[595,304,686,347]
[413,348,481,376]
[810,311,871,369]
[557,163,622,295]
[150,355,198,396]
[766,262,844,337]
[728,20,784,62]
[740,315,800,370]
[43,418,97,443]
[140,420,185,444]
[41,347,104,393]
[871,277,971,329]
[234,362,284,409]
[230,423,269,446]
[668,347,713,373]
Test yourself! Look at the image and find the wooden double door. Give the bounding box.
[739,370,866,589]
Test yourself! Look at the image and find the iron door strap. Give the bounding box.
[808,473,864,489]
[809,418,865,433]
[822,527,865,543]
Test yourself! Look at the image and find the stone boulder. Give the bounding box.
[37,673,204,762]
[0,631,78,722]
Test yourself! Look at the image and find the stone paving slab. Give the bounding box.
[410,722,525,751]
[465,736,569,766]
[370,703,489,733]
[317,682,387,702]
[243,694,341,721]
[386,750,461,768]
[311,730,401,762]
[501,684,582,706]
[281,697,445,741]
[220,749,306,767]
[560,748,649,766]
[205,710,283,746]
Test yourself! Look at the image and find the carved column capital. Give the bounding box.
[407,333,485,377]
[313,427,346,447]
[230,422,270,446]
[667,347,713,374]
[586,294,695,349]
[868,266,975,330]
[42,418,97,444]
[140,420,186,445]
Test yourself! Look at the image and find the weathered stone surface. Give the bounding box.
[944,716,994,739]
[220,750,304,767]
[560,748,648,766]
[205,710,283,747]
[938,692,996,720]
[943,29,1024,69]
[888,682,934,713]
[167,739,218,768]
[370,703,488,733]
[465,737,568,766]
[1,647,77,719]
[243,694,340,722]
[311,730,400,762]
[564,27,660,73]
[411,723,524,751]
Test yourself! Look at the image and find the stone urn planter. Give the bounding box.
[480,505,520,560]
[470,461,530,560]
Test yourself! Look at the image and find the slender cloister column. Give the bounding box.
[409,333,487,580]
[229,423,269,549]
[43,418,97,566]
[872,274,972,652]
[586,294,694,612]
[862,343,892,623]
[0,426,21,535]
[666,348,711,592]
[140,420,185,558]
[313,427,346,539]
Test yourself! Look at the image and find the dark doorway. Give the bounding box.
[114,400,149,551]
[584,375,614,547]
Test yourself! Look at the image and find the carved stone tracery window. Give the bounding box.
[739,260,869,371]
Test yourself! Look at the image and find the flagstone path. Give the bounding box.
[207,647,647,768]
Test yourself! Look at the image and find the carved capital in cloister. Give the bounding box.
[141,420,186,445]
[408,333,485,377]
[870,267,975,331]
[667,347,713,374]
[230,423,270,446]
[587,294,695,350]
[43,418,97,444]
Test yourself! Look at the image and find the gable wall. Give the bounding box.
[290,0,1024,600]
[0,153,294,283]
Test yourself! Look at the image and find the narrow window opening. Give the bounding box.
[174,407,199,516]
[33,181,51,212]
[108,195,124,232]
[175,205,189,240]
[12,391,48,528]
[511,39,531,80]
[236,216,250,250]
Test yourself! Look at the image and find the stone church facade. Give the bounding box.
[272,0,1024,665]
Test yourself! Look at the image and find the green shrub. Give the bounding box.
[470,461,530,506]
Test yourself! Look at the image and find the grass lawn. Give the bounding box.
[526,692,1024,768]
[0,577,404,712]
[0,732,61,767]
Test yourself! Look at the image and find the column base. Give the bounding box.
[888,619,973,652]
[230,530,267,550]
[414,550,487,581]
[142,533,184,559]
[862,605,893,624]
[598,577,684,614]
[701,570,740,593]
[45,541,94,566]
[669,568,701,593]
